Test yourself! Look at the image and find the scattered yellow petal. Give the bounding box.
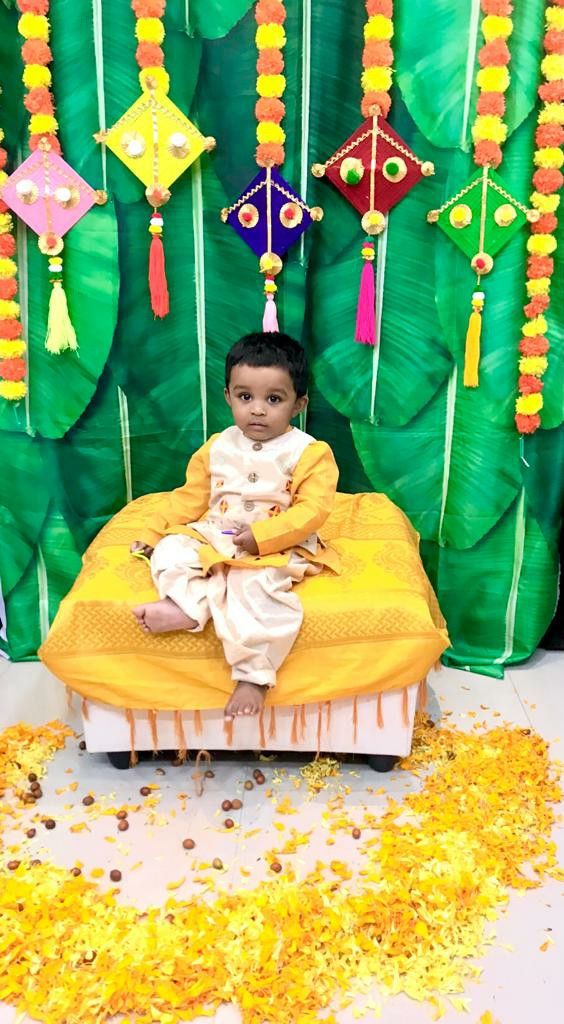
[166,877,186,891]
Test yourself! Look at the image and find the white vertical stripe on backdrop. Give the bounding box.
[495,488,526,664]
[16,192,31,436]
[117,386,133,504]
[369,222,389,423]
[438,364,458,543]
[36,544,50,644]
[191,160,208,441]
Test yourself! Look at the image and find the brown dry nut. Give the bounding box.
[182,838,195,850]
[221,799,233,811]
[44,819,56,830]
[352,828,361,839]
[30,786,43,798]
[78,740,87,750]
[224,818,235,829]
[70,867,82,877]
[22,792,36,804]
[7,860,20,871]
[82,950,97,964]
[212,858,223,870]
[252,768,262,779]
[110,869,122,882]
[231,798,242,810]
[116,810,128,820]
[255,773,265,785]
[139,786,151,796]
[28,772,38,783]
[26,828,37,838]
[82,795,95,806]
[117,819,129,832]
[270,861,282,873]
[31,859,42,866]
[244,780,254,791]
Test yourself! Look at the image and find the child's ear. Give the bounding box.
[293,394,308,417]
[224,387,232,408]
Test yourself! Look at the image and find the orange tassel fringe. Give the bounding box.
[290,707,299,744]
[125,709,138,767]
[259,709,266,749]
[223,718,234,746]
[402,687,409,727]
[174,710,187,762]
[148,709,159,753]
[353,697,358,745]
[268,705,277,739]
[81,699,89,721]
[193,709,203,736]
[300,704,306,740]
[376,692,384,729]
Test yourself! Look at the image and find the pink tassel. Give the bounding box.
[263,293,279,332]
[148,230,169,319]
[355,241,376,346]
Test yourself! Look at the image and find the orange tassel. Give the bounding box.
[353,697,358,745]
[148,225,169,319]
[376,692,384,729]
[402,687,409,727]
[315,702,322,759]
[174,710,187,762]
[418,677,428,714]
[268,705,277,739]
[147,709,159,753]
[223,718,234,746]
[259,709,266,749]
[81,698,89,721]
[290,707,299,744]
[300,704,306,740]
[193,709,203,736]
[125,709,138,767]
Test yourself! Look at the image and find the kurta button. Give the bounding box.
[248,472,258,483]
[252,442,263,451]
[244,501,255,511]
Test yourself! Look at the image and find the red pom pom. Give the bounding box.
[531,212,558,234]
[539,80,564,102]
[519,335,549,356]
[474,139,503,168]
[544,29,564,54]
[256,49,285,75]
[482,0,513,13]
[366,0,393,15]
[29,133,60,155]
[361,90,392,118]
[0,319,23,339]
[478,39,510,66]
[535,123,564,148]
[515,413,541,434]
[24,86,54,115]
[135,42,164,68]
[255,0,286,25]
[0,279,18,300]
[0,357,26,382]
[0,148,7,170]
[256,142,285,167]
[527,255,554,279]
[0,199,9,214]
[362,40,393,67]
[0,235,16,257]
[476,92,505,116]
[255,97,285,123]
[21,39,52,65]
[533,167,564,194]
[131,0,165,16]
[17,0,49,12]
[524,295,550,318]
[518,374,544,395]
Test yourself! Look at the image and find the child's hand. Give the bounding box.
[130,540,154,558]
[232,526,259,555]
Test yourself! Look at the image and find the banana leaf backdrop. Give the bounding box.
[0,0,562,677]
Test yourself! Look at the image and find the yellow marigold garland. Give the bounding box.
[515,0,564,434]
[0,124,27,402]
[361,0,394,119]
[472,0,514,170]
[255,0,287,167]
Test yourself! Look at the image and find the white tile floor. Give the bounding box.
[0,653,563,1024]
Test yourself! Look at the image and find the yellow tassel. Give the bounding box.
[45,281,77,354]
[463,291,484,388]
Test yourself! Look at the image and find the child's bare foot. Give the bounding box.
[132,598,198,634]
[224,682,267,720]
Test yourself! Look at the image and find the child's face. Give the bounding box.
[225,364,308,442]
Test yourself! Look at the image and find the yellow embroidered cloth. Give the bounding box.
[39,492,449,710]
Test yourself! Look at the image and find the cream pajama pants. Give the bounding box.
[150,534,318,687]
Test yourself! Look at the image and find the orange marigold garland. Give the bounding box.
[312,0,434,347]
[0,1,105,355]
[428,0,538,388]
[515,0,564,435]
[221,0,322,330]
[0,125,27,402]
[97,0,215,319]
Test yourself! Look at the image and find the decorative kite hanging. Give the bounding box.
[427,0,539,388]
[1,1,106,355]
[221,0,322,332]
[514,0,564,435]
[0,115,27,402]
[96,0,216,319]
[311,0,434,347]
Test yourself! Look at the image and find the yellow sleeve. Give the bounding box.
[141,435,216,546]
[251,441,339,557]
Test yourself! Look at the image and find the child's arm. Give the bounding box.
[250,441,339,556]
[136,436,216,548]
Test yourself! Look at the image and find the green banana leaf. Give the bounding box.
[185,0,254,39]
[0,4,25,152]
[0,433,49,596]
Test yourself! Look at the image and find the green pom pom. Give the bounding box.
[345,168,362,185]
[385,160,399,178]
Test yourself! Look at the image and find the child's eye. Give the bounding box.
[268,395,281,404]
[239,393,252,401]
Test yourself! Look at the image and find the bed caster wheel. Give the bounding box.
[367,754,398,773]
[107,751,133,770]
